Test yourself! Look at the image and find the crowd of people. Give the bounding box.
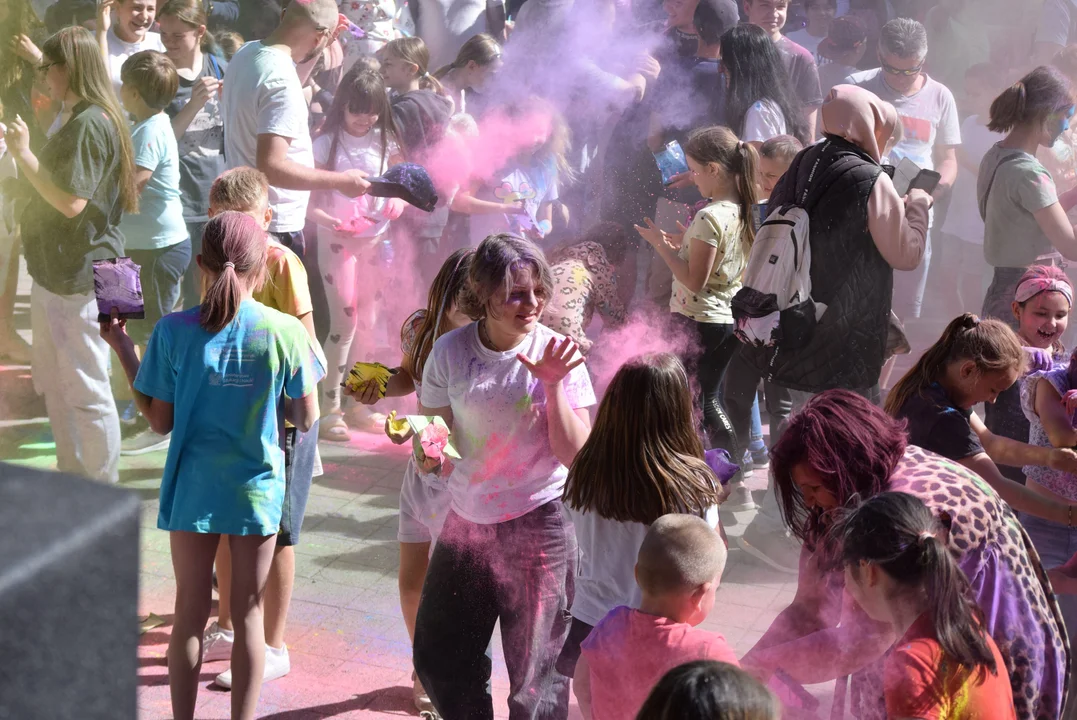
[5,0,1077,717]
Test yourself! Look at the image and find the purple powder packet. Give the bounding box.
[93,257,145,322]
[704,447,739,486]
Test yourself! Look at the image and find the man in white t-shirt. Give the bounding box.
[845,17,960,322]
[222,0,370,257]
[95,0,165,94]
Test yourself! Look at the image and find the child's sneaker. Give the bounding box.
[214,643,290,688]
[722,481,757,511]
[120,429,171,456]
[740,451,755,479]
[750,447,770,470]
[201,621,234,662]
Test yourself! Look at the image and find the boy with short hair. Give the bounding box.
[118,50,188,455]
[817,15,868,94]
[198,165,322,688]
[758,134,803,198]
[574,514,738,720]
[744,0,823,138]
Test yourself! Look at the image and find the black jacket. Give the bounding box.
[740,136,890,392]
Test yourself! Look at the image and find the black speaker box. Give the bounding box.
[0,463,140,720]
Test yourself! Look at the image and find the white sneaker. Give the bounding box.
[120,429,171,456]
[722,482,757,511]
[214,644,291,689]
[201,621,234,662]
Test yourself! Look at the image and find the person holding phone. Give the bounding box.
[844,18,960,327]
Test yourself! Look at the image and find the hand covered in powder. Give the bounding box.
[1063,389,1077,417]
[1049,448,1077,475]
[517,337,584,387]
[1024,347,1053,374]
[382,197,406,220]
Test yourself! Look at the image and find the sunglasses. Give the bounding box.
[881,60,922,76]
[37,60,61,74]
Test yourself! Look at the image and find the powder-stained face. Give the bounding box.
[487,268,546,336]
[1044,105,1076,147]
[791,462,840,511]
[1014,291,1070,350]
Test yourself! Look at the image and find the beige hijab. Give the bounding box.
[820,84,899,163]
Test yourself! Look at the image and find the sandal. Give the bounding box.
[319,414,350,442]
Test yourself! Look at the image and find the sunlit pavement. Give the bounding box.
[1,260,834,719]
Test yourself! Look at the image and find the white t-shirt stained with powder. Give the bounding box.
[421,322,596,524]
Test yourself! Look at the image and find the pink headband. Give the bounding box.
[1015,277,1074,306]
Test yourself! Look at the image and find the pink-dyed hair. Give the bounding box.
[771,390,908,547]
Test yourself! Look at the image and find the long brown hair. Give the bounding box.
[0,0,43,94]
[42,27,139,213]
[383,37,447,96]
[157,0,220,54]
[199,211,268,332]
[402,248,474,381]
[432,32,501,79]
[318,66,399,174]
[988,66,1074,134]
[839,492,998,676]
[684,125,758,247]
[884,314,1026,417]
[563,353,720,524]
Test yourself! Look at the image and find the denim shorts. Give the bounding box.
[279,418,319,546]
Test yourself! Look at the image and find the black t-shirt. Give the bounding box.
[895,383,984,461]
[165,53,227,222]
[22,102,124,296]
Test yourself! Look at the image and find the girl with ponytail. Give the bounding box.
[885,313,1077,527]
[432,33,502,116]
[343,248,474,715]
[839,491,1016,720]
[979,65,1077,324]
[100,210,326,720]
[635,125,757,484]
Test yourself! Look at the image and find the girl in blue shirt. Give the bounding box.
[101,210,325,720]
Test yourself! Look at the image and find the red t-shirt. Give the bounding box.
[884,613,1016,720]
[580,606,739,720]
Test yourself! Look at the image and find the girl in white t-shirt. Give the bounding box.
[720,24,811,146]
[412,234,596,718]
[309,66,404,441]
[557,352,723,682]
[344,248,473,715]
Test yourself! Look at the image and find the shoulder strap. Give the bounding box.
[208,53,223,80]
[978,151,1023,221]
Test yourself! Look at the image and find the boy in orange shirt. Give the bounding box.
[198,166,320,687]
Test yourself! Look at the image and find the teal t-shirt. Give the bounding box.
[120,112,188,250]
[135,300,326,535]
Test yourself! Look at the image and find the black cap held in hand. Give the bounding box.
[365,162,440,213]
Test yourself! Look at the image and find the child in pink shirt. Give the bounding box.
[574,514,738,720]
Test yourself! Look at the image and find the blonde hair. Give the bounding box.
[383,37,447,96]
[120,50,179,110]
[432,33,501,79]
[209,167,270,215]
[43,27,139,213]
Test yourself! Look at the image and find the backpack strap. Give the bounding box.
[978,151,1023,221]
[208,52,223,80]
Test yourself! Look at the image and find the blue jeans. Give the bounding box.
[748,392,764,454]
[414,500,576,720]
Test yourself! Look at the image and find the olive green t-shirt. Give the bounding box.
[23,102,124,296]
[978,144,1059,268]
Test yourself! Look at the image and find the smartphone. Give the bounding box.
[910,168,941,194]
[653,141,690,186]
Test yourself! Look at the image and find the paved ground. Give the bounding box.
[0,260,836,719]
